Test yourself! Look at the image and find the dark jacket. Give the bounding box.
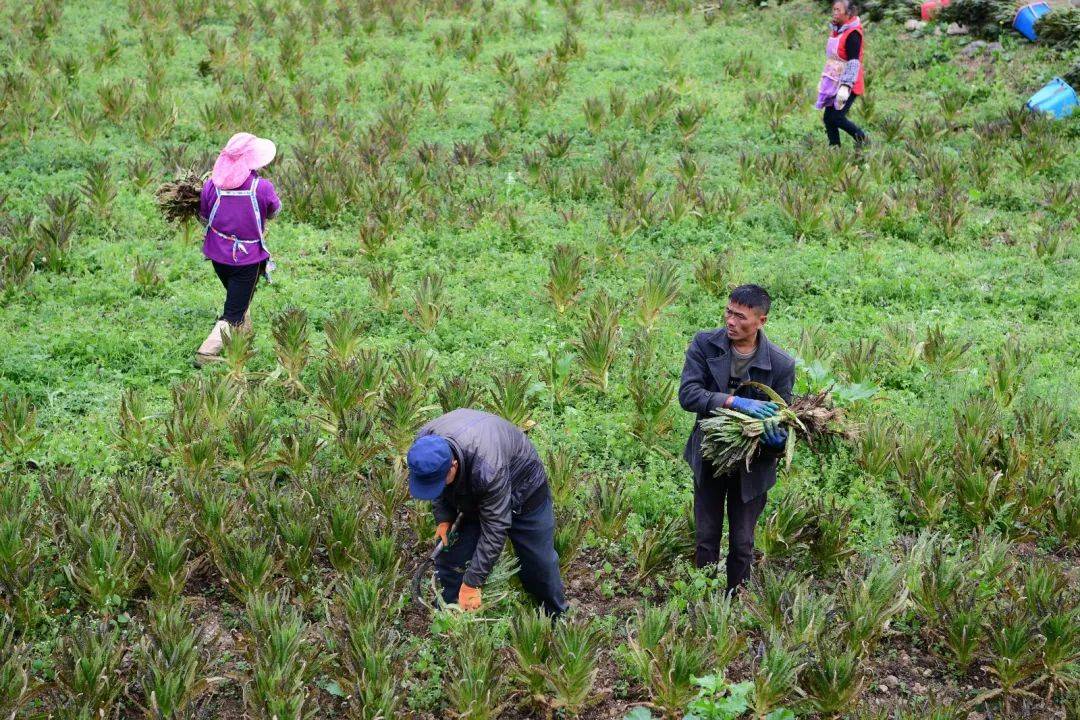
[678,328,796,502]
[417,408,547,588]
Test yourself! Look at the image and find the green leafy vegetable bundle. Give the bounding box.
[700,384,851,477]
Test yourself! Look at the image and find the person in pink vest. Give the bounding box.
[195,133,281,366]
[815,0,868,147]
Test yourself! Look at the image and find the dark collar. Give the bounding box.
[708,328,772,371]
[443,438,466,494]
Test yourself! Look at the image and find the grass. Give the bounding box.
[0,0,1078,718]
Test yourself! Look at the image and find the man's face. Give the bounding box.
[445,458,459,486]
[832,1,850,24]
[725,302,766,343]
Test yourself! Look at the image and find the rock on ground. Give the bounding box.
[961,39,1003,56]
[962,40,988,55]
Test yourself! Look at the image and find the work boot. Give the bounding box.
[195,320,230,366]
[241,309,252,334]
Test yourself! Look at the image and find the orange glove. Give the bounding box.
[435,522,451,546]
[458,583,482,611]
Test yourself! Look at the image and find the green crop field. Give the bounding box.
[1,0,1078,718]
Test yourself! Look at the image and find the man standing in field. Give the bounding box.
[678,285,796,594]
[406,408,569,616]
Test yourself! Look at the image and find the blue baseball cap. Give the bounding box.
[407,435,452,500]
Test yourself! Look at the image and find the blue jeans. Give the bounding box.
[435,489,569,616]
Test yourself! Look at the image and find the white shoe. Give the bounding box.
[195,320,230,366]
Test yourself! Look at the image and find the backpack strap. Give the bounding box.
[247,177,263,241]
[205,184,223,230]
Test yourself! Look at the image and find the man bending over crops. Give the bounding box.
[679,284,796,594]
[406,408,569,615]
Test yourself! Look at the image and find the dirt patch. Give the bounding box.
[31,533,1071,720]
[399,538,1072,720]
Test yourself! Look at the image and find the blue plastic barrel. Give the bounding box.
[1013,2,1050,41]
[1026,78,1079,119]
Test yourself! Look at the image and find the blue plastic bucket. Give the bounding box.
[1026,78,1079,119]
[1013,2,1050,41]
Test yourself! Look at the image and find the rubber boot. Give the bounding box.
[195,320,230,366]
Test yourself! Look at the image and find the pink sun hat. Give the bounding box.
[211,132,277,190]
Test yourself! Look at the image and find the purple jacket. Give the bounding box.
[198,171,281,266]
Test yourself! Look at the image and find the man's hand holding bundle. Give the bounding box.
[761,418,789,449]
[728,396,780,419]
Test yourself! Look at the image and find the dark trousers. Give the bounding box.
[693,470,768,592]
[212,260,265,325]
[435,489,569,616]
[822,94,866,147]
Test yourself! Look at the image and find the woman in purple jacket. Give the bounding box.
[195,132,282,365]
